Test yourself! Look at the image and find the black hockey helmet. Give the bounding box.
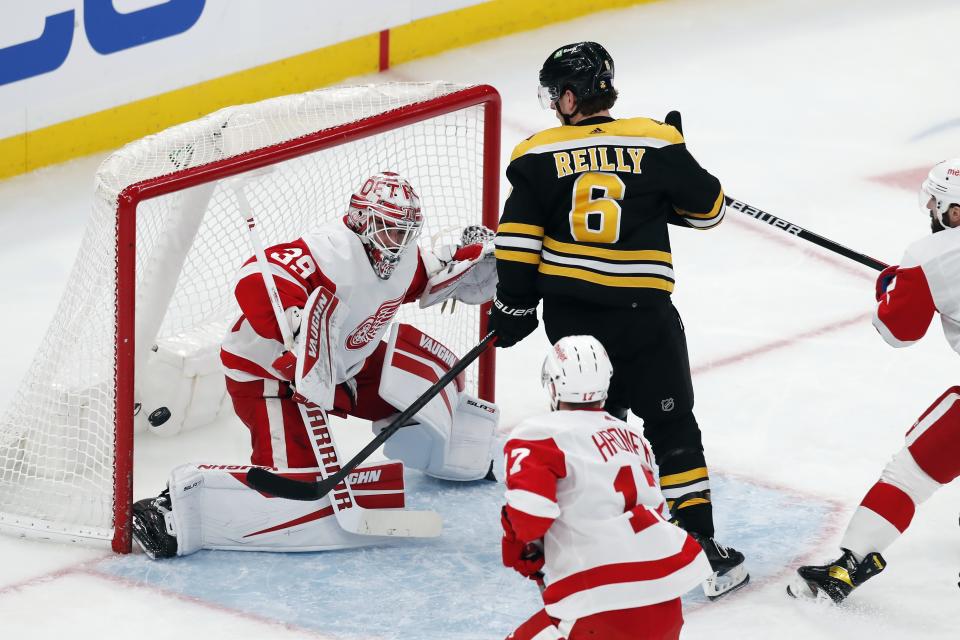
[538,42,615,108]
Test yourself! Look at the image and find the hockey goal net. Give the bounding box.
[0,82,500,552]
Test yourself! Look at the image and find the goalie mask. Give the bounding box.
[541,335,613,411]
[919,158,960,233]
[346,172,424,279]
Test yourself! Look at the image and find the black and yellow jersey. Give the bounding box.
[495,115,724,308]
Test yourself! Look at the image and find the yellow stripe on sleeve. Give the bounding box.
[495,249,542,265]
[675,190,725,220]
[497,222,545,237]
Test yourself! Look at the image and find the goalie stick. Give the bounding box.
[231,180,440,538]
[246,331,497,501]
[663,110,888,273]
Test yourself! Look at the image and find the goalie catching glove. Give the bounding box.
[419,225,497,309]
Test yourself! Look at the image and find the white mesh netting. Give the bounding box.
[0,82,492,543]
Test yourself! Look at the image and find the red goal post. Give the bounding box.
[0,83,501,553]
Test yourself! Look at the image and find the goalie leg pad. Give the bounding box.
[379,394,499,481]
[165,461,409,555]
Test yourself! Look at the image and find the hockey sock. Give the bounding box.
[842,390,959,558]
[658,448,714,538]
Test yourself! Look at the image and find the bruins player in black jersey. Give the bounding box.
[489,42,748,600]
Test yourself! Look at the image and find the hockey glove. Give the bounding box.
[272,351,297,381]
[875,265,899,301]
[501,507,545,580]
[489,293,538,348]
[664,110,683,135]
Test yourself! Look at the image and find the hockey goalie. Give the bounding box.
[132,171,499,559]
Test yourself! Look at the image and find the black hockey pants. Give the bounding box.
[542,296,715,538]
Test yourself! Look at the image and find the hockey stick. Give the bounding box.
[247,330,497,501]
[231,181,440,537]
[233,185,296,351]
[663,110,887,273]
[724,197,888,272]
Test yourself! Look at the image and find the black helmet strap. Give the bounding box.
[555,86,580,125]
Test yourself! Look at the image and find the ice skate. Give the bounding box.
[693,533,750,600]
[131,489,177,560]
[787,549,885,603]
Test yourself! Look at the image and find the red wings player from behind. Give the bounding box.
[788,158,960,603]
[502,336,712,640]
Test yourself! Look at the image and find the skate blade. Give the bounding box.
[786,577,833,603]
[703,564,750,600]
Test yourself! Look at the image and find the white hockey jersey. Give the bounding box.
[221,218,424,383]
[873,224,960,354]
[503,409,711,620]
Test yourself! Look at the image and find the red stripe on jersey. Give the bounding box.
[504,437,567,504]
[389,351,453,417]
[504,504,556,542]
[907,396,960,484]
[403,252,429,302]
[542,535,703,605]
[859,481,916,533]
[875,265,936,342]
[220,348,280,381]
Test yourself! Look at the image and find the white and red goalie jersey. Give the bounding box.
[874,225,960,353]
[220,217,427,384]
[503,409,711,621]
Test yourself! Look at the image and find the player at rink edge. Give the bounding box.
[131,171,500,559]
[488,41,748,599]
[788,158,960,603]
[501,336,714,640]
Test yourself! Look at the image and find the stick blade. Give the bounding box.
[246,467,321,501]
[355,509,443,538]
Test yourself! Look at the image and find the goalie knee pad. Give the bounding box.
[378,394,499,481]
[374,323,500,481]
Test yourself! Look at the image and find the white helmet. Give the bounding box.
[345,172,424,279]
[541,335,613,410]
[920,158,960,231]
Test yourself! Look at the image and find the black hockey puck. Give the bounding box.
[148,407,171,427]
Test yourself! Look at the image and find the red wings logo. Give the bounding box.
[345,294,404,350]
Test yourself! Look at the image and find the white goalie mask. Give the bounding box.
[919,158,960,232]
[541,335,614,411]
[345,172,424,279]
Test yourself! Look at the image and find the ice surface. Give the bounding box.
[2,0,959,638]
